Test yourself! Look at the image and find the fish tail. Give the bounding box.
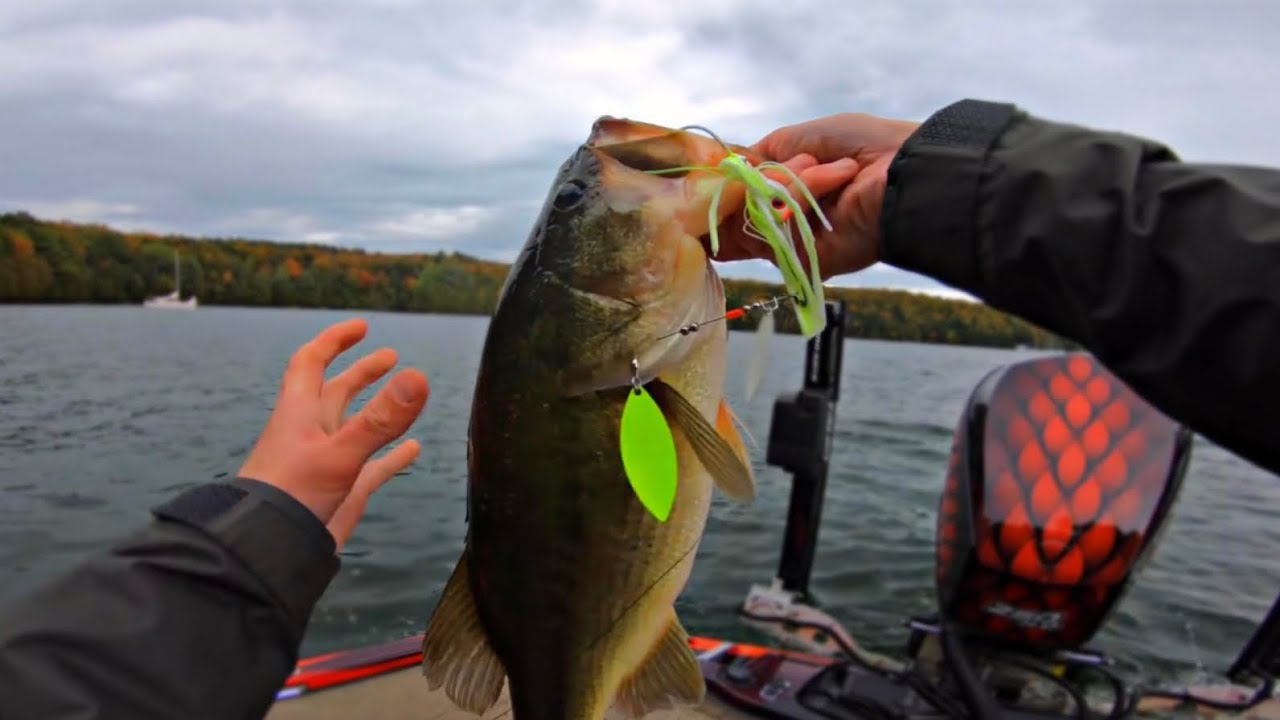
[421,548,508,715]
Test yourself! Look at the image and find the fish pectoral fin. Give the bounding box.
[420,548,506,715]
[717,398,757,453]
[612,613,706,718]
[650,381,756,502]
[714,399,758,500]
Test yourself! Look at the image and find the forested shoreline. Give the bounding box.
[0,212,1070,349]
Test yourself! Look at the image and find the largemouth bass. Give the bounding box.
[420,118,760,720]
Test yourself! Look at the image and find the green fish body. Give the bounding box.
[420,117,758,720]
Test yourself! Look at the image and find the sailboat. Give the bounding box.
[143,249,198,310]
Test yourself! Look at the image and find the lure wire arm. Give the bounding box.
[651,295,793,343]
[629,358,642,396]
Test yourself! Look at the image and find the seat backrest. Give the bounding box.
[934,353,1193,652]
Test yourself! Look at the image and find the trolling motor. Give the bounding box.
[930,355,1191,648]
[788,353,1198,719]
[713,337,1280,719]
[727,340,1279,719]
[906,354,1195,718]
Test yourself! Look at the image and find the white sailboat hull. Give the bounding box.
[143,248,198,309]
[143,293,199,310]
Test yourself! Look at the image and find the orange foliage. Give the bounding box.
[8,231,33,259]
[0,210,1069,350]
[352,269,376,288]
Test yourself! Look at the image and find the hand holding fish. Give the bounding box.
[237,318,429,548]
[711,113,920,280]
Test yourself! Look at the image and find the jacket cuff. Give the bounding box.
[152,478,339,639]
[880,99,1023,293]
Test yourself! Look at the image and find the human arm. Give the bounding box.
[719,100,1280,476]
[879,99,1280,476]
[0,319,429,720]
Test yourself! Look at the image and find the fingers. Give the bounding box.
[756,156,858,224]
[765,157,860,228]
[752,113,921,166]
[751,122,828,164]
[320,347,399,432]
[766,153,818,176]
[335,369,430,460]
[706,156,859,263]
[326,438,422,548]
[793,158,859,203]
[751,114,866,163]
[282,318,369,399]
[705,154,818,262]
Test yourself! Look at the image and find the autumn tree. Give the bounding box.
[0,212,1071,349]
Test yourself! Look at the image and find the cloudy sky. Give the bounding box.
[2,0,1278,299]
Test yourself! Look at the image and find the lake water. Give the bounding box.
[1,304,1277,687]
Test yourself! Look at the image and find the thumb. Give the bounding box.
[336,369,429,460]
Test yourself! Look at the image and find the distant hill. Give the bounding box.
[0,211,1070,349]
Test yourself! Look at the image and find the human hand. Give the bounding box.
[710,112,920,280]
[237,318,430,549]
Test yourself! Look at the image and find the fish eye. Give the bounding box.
[553,179,586,211]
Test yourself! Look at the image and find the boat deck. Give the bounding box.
[266,666,743,720]
[263,629,1280,720]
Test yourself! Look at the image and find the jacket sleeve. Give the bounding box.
[879,98,1280,477]
[0,478,339,720]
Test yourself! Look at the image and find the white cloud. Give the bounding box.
[487,248,522,264]
[827,268,976,301]
[2,198,141,222]
[2,0,1278,297]
[0,3,773,162]
[303,231,340,244]
[217,208,319,237]
[372,205,500,240]
[892,287,978,303]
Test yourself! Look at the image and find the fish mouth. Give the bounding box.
[580,117,760,243]
[585,117,762,177]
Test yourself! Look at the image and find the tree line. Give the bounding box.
[0,211,1070,349]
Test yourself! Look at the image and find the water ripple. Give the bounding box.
[0,306,1275,686]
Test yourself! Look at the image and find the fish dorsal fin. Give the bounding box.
[420,548,507,714]
[649,381,756,502]
[612,613,705,718]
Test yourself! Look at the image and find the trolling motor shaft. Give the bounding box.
[735,301,852,661]
[769,300,845,598]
